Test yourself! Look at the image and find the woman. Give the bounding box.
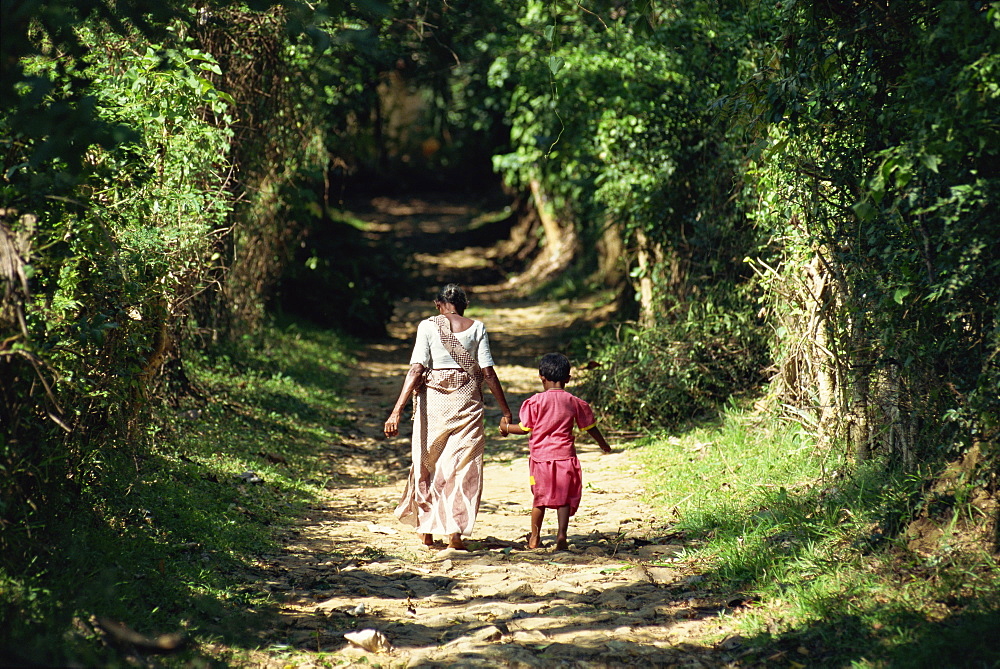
[384,284,513,550]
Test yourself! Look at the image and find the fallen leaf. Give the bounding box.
[366,523,399,535]
[344,629,392,653]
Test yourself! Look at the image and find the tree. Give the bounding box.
[740,0,999,467]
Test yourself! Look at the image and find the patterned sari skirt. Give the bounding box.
[394,368,485,535]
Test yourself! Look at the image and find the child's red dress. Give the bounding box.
[518,388,597,516]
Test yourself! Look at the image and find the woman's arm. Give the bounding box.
[482,366,513,421]
[384,363,426,437]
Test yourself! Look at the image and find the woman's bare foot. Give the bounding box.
[448,533,466,550]
[420,533,434,546]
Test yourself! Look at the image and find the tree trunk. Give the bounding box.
[635,228,657,327]
[529,178,576,268]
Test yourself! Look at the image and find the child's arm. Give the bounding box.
[499,416,528,436]
[584,424,613,453]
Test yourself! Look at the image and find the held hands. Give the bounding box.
[498,415,512,437]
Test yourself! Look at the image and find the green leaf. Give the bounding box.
[893,287,911,305]
[852,201,876,222]
[763,137,789,160]
[548,55,564,76]
[920,153,941,173]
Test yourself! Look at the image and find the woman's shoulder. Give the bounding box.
[468,320,490,337]
[415,318,438,335]
[451,318,486,331]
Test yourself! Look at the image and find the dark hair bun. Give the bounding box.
[436,283,468,313]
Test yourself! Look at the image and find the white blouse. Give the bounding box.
[409,319,495,370]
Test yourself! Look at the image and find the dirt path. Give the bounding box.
[245,196,748,668]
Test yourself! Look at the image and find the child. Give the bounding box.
[500,353,612,550]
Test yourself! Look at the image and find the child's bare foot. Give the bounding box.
[420,533,434,546]
[526,533,542,549]
[555,538,569,551]
[448,533,467,550]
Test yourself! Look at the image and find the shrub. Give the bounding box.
[275,216,404,337]
[580,296,768,430]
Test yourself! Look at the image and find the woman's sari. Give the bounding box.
[394,316,486,535]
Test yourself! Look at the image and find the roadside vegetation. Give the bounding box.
[1,320,354,666]
[629,403,999,667]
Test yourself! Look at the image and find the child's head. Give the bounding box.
[539,353,571,383]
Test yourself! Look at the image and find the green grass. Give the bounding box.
[326,207,372,231]
[0,318,356,667]
[634,401,1000,667]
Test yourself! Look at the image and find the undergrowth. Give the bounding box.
[636,401,1000,667]
[0,319,354,667]
[577,296,769,431]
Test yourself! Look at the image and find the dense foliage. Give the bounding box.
[0,0,412,602]
[582,300,768,428]
[2,6,239,541]
[744,1,999,468]
[1,0,399,549]
[486,1,776,427]
[488,0,998,475]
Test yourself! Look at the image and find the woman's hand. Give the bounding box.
[384,411,401,437]
[384,363,425,438]
[498,415,510,437]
